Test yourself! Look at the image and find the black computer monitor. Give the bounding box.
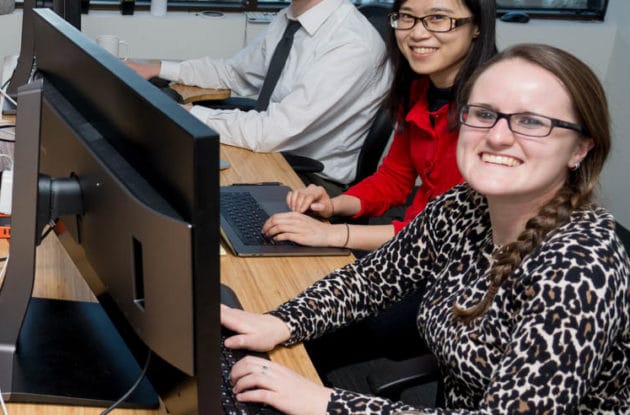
[0,8,221,414]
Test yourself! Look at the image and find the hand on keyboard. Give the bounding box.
[221,330,280,415]
[220,285,333,415]
[229,355,333,415]
[221,284,284,414]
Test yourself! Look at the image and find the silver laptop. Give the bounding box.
[220,183,351,257]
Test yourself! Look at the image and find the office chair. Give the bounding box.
[305,288,442,407]
[351,105,393,186]
[357,3,391,41]
[344,3,394,186]
[616,221,630,253]
[365,348,443,407]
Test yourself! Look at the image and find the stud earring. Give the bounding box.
[571,161,581,171]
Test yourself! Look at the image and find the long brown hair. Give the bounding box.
[453,43,611,322]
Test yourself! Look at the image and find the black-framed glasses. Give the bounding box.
[389,12,474,32]
[459,105,587,138]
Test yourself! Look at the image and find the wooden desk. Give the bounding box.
[2,136,354,414]
[170,84,231,104]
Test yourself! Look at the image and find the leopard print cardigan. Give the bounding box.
[270,184,630,414]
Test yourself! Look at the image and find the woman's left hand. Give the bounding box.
[262,212,335,247]
[230,355,333,415]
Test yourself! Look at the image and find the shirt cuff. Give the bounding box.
[189,105,213,124]
[159,60,181,81]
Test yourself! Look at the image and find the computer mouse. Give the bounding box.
[500,11,530,23]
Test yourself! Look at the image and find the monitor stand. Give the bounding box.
[0,80,158,409]
[9,297,159,409]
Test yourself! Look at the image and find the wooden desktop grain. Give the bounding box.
[170,84,231,104]
[1,135,354,414]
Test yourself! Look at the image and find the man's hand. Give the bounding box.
[126,60,161,80]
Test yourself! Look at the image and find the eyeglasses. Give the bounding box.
[389,12,474,32]
[459,105,587,138]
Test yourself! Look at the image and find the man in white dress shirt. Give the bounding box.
[128,0,392,191]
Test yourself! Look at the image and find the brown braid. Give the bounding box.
[453,186,590,323]
[451,43,610,323]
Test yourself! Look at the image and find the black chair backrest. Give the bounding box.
[358,4,391,41]
[352,107,394,186]
[616,221,630,253]
[352,4,394,186]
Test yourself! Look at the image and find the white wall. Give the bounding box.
[82,11,247,60]
[496,19,616,79]
[1,4,628,225]
[599,0,630,228]
[0,9,249,62]
[0,10,22,65]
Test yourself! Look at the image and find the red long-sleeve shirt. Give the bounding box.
[344,78,464,233]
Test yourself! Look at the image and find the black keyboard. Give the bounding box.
[220,284,283,415]
[220,191,294,246]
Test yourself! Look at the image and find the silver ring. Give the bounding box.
[261,365,268,375]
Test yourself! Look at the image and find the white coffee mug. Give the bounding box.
[150,0,167,17]
[96,35,130,60]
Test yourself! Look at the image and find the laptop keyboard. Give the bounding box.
[220,192,294,246]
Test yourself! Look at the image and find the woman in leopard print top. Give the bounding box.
[221,45,630,414]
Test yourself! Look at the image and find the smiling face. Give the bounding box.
[395,0,479,88]
[456,58,594,206]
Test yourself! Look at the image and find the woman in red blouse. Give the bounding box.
[263,0,497,252]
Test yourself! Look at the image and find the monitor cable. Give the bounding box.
[100,349,152,415]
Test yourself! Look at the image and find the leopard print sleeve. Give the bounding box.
[268,185,474,345]
[268,213,436,344]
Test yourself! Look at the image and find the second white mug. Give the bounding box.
[150,0,167,16]
[96,35,130,60]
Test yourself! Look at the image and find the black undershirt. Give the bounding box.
[427,82,452,112]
